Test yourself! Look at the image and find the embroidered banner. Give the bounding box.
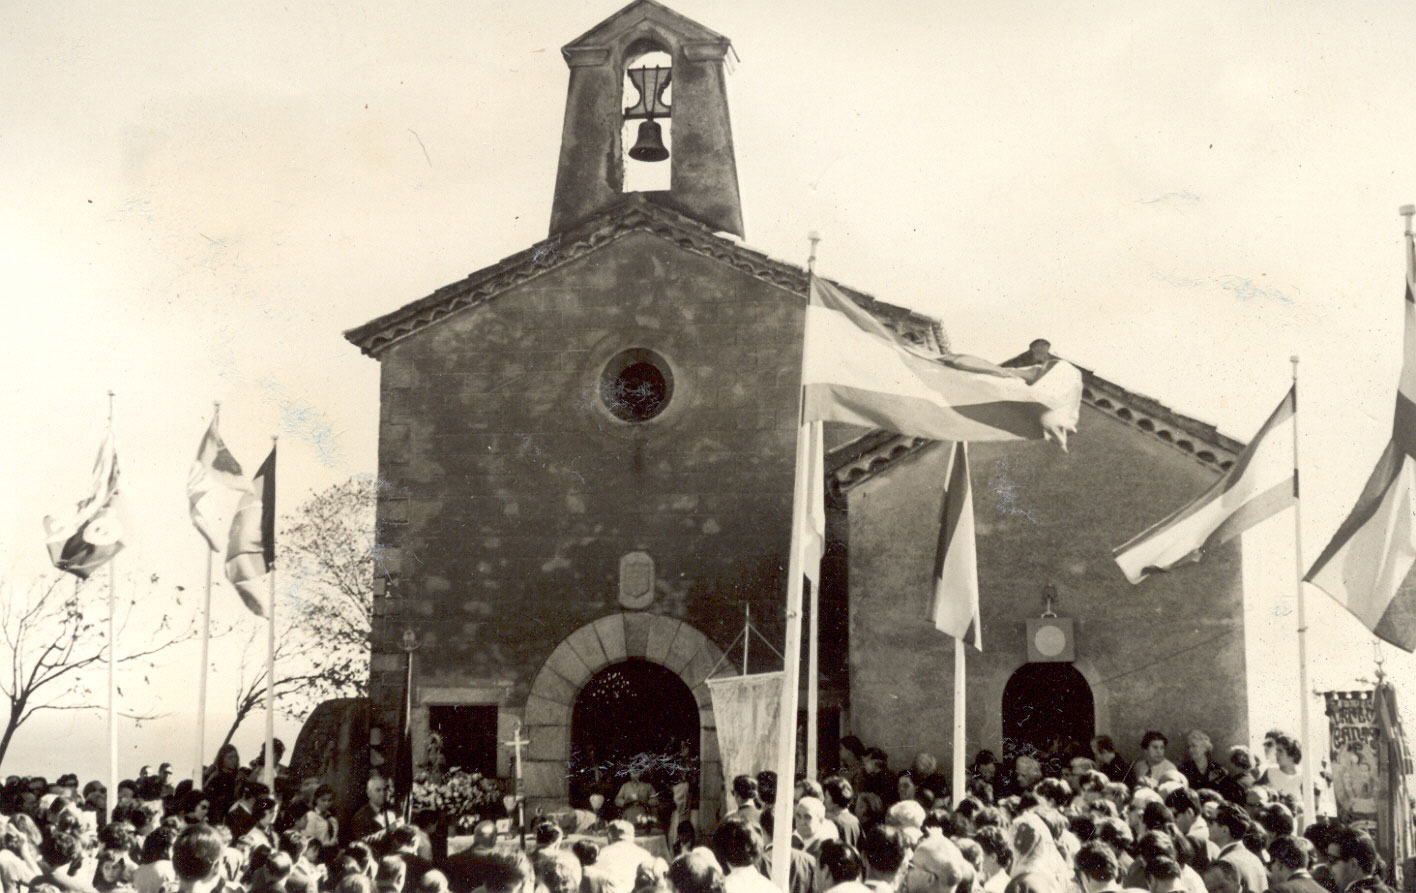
[707,672,784,805]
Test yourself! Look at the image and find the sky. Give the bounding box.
[3,0,1416,783]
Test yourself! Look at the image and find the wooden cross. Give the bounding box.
[502,722,529,846]
[503,721,528,786]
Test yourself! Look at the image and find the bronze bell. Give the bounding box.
[628,120,669,162]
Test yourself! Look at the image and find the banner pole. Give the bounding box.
[743,604,750,675]
[107,390,119,800]
[1290,357,1314,828]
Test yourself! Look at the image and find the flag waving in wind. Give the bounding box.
[43,430,125,579]
[931,442,981,649]
[188,409,248,551]
[1305,213,1416,652]
[226,446,275,616]
[803,277,1083,448]
[1113,386,1297,583]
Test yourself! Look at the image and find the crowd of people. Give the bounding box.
[0,727,1396,893]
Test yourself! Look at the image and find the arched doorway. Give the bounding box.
[569,658,699,825]
[1001,663,1095,761]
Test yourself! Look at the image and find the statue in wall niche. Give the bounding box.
[423,730,447,781]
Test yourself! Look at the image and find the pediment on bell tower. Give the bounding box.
[562,0,728,54]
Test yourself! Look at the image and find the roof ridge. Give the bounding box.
[344,196,945,357]
[562,0,729,54]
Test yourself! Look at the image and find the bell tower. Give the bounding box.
[549,0,745,238]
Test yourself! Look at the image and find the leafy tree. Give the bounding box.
[0,573,195,768]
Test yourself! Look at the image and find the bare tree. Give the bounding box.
[0,573,196,768]
[215,621,333,752]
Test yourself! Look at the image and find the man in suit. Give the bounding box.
[1204,860,1244,893]
[1211,803,1266,893]
[1268,836,1325,893]
[1166,787,1219,864]
[1327,828,1394,893]
[389,825,438,891]
[350,776,399,843]
[439,821,499,893]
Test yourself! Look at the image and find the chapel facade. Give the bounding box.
[340,0,1252,826]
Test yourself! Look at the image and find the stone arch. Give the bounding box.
[1001,662,1095,755]
[1070,656,1112,739]
[522,613,727,824]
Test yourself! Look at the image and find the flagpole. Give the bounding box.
[1290,357,1314,828]
[195,547,212,783]
[107,390,119,802]
[952,635,966,806]
[770,248,821,892]
[769,419,808,892]
[263,435,277,792]
[194,401,218,784]
[805,231,822,785]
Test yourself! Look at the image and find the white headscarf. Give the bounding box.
[1010,812,1069,893]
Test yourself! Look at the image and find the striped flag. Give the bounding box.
[1396,212,1416,457]
[187,409,248,551]
[43,430,125,579]
[225,446,275,616]
[1113,386,1296,583]
[931,442,981,649]
[800,420,826,596]
[1305,217,1416,651]
[803,277,1083,448]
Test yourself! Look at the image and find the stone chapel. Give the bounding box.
[334,0,1255,826]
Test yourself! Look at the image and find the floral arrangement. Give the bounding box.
[410,767,508,833]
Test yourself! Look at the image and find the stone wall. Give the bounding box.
[367,231,809,803]
[845,402,1249,771]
